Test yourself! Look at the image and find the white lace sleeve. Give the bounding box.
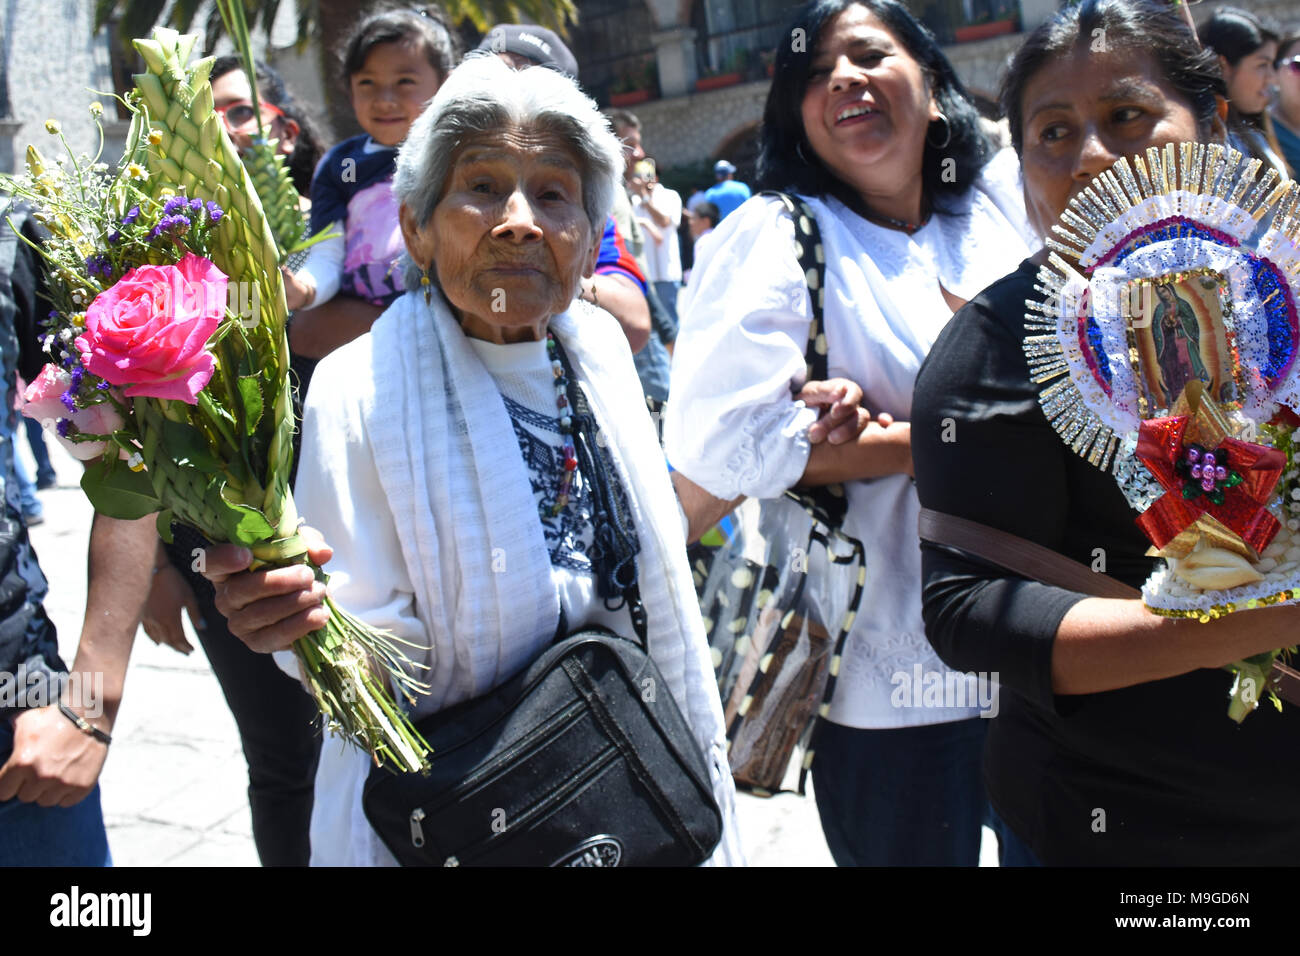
[666,196,819,501]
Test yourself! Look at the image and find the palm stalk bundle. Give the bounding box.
[4,29,430,771]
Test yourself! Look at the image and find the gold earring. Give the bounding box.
[420,266,432,304]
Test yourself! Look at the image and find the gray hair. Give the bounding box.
[394,54,624,287]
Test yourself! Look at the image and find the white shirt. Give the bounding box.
[666,148,1039,729]
[632,184,683,284]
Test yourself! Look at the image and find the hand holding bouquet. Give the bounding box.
[3,30,430,771]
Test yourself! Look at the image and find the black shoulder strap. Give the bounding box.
[759,191,848,529]
[759,191,829,383]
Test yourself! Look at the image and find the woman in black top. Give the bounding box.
[913,0,1300,865]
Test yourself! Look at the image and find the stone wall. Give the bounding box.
[0,0,117,174]
[632,78,769,170]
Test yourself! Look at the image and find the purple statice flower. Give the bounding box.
[162,195,190,216]
[148,214,192,240]
[189,197,204,215]
[56,420,70,438]
[84,253,112,278]
[107,230,121,245]
[96,381,110,390]
[206,201,224,223]
[121,205,140,226]
[69,365,83,391]
[60,389,76,414]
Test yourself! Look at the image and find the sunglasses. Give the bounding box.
[1277,57,1300,74]
[215,100,285,133]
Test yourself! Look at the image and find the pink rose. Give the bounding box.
[21,363,125,460]
[75,252,227,404]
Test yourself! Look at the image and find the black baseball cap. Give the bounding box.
[477,25,580,79]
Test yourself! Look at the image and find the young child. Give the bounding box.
[284,8,458,312]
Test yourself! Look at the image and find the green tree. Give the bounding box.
[95,0,577,48]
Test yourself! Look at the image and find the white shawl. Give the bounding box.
[289,290,742,866]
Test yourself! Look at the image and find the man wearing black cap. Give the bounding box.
[481,24,580,78]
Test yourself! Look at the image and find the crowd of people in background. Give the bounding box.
[4,0,1300,869]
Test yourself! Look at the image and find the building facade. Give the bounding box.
[572,0,1300,192]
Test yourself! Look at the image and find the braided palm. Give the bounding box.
[123,30,429,772]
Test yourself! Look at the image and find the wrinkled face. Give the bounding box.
[1018,45,1205,239]
[401,127,600,342]
[1220,41,1277,115]
[1277,41,1300,113]
[799,4,939,199]
[349,41,444,147]
[211,68,296,156]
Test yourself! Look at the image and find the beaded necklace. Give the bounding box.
[545,330,579,517]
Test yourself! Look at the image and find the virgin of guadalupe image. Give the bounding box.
[1150,281,1210,407]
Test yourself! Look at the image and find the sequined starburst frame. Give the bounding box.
[1025,142,1300,620]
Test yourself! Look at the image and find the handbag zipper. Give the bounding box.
[456,699,587,795]
[441,744,621,867]
[404,699,589,854]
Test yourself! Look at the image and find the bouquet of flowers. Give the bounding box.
[1026,142,1300,720]
[3,29,430,771]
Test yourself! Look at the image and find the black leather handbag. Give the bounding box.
[362,616,722,867]
[361,351,723,867]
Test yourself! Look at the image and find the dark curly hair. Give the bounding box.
[1000,0,1225,156]
[756,0,990,213]
[210,56,325,197]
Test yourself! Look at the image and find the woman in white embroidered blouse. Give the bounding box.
[665,0,1038,866]
[201,55,742,866]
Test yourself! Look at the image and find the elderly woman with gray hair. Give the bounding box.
[201,55,742,866]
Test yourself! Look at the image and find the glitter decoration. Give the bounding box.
[1024,142,1300,622]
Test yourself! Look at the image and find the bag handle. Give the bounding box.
[917,507,1139,599]
[917,506,1300,705]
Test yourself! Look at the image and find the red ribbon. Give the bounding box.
[1135,416,1284,555]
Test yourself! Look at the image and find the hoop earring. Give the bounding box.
[927,112,951,150]
[796,140,811,165]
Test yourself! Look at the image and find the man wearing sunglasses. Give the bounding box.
[1273,38,1300,176]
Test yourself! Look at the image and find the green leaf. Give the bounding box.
[238,374,264,436]
[1182,484,1201,500]
[156,508,174,544]
[159,417,222,471]
[1225,471,1245,488]
[204,477,274,546]
[81,457,163,520]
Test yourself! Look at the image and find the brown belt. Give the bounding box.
[917,507,1300,707]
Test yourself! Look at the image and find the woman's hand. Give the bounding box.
[797,378,892,445]
[202,528,334,654]
[141,562,199,655]
[281,267,315,311]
